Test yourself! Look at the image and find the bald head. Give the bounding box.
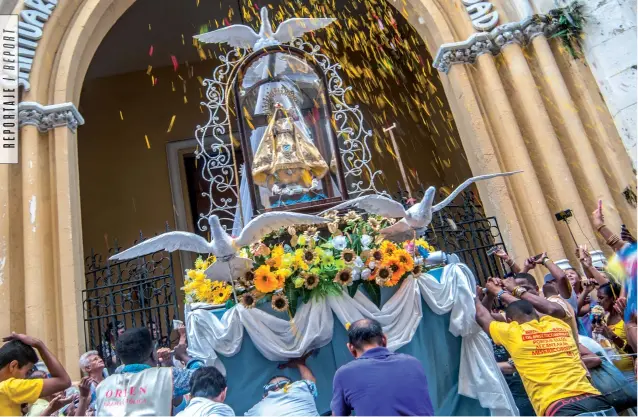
[348,319,385,351]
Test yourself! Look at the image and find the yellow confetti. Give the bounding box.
[167,115,176,133]
[196,0,199,5]
[171,81,175,92]
[148,24,151,31]
[146,65,152,75]
[145,135,151,149]
[184,96,188,104]
[119,111,124,120]
[151,75,155,85]
[181,34,185,45]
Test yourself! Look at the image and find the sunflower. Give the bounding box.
[303,249,317,265]
[380,241,397,256]
[341,249,356,264]
[370,249,384,262]
[412,265,423,276]
[328,222,340,234]
[212,285,232,304]
[334,268,353,286]
[240,292,256,309]
[375,265,392,286]
[304,273,320,290]
[394,249,414,271]
[385,257,406,287]
[266,255,283,269]
[344,211,361,223]
[254,265,279,293]
[271,293,289,312]
[274,268,290,288]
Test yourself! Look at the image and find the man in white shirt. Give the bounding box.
[245,353,318,416]
[177,367,235,417]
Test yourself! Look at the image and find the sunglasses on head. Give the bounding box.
[263,379,290,395]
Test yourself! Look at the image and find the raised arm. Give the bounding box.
[278,351,316,383]
[501,279,566,319]
[2,333,72,397]
[592,200,628,252]
[536,254,572,299]
[475,298,495,335]
[494,249,521,274]
[578,246,609,286]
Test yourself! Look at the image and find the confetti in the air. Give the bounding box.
[145,135,151,149]
[171,55,179,71]
[119,111,124,120]
[149,45,153,56]
[146,65,152,75]
[167,115,176,132]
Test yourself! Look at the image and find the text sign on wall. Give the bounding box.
[1,15,18,164]
[462,0,499,31]
[17,0,58,91]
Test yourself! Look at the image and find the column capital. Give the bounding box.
[433,15,560,73]
[18,102,85,133]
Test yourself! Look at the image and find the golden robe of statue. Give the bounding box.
[252,107,328,190]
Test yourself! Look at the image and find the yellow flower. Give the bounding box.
[271,245,285,259]
[187,269,198,280]
[212,283,232,304]
[290,235,299,247]
[294,277,305,288]
[345,322,351,331]
[282,253,295,269]
[394,249,414,271]
[294,250,309,271]
[380,241,397,256]
[266,255,283,269]
[384,256,407,287]
[254,265,279,293]
[298,235,307,247]
[194,257,206,270]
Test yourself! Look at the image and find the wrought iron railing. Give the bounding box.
[82,224,180,372]
[392,183,506,285]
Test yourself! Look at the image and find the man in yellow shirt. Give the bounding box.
[0,333,71,416]
[475,299,616,416]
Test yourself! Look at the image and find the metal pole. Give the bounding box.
[383,123,412,199]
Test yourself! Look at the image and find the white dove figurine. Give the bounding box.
[194,7,336,50]
[324,171,522,242]
[109,212,329,283]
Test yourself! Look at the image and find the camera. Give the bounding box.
[555,209,573,222]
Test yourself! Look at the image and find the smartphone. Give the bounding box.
[486,246,500,256]
[533,253,544,261]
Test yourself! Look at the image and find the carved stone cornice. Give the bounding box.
[433,15,560,73]
[18,102,85,133]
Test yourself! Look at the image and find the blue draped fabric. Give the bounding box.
[213,267,488,416]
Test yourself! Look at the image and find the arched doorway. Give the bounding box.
[9,0,634,375]
[74,0,492,356]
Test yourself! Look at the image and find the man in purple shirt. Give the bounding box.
[330,318,434,416]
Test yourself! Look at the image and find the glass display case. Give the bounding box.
[233,46,348,216]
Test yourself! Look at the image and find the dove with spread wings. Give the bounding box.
[324,171,522,242]
[109,213,329,283]
[194,7,336,50]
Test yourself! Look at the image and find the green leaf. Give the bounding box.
[348,280,362,298]
[362,281,381,307]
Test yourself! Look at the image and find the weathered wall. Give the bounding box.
[528,0,637,167]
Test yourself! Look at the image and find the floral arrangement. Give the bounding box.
[182,210,436,315]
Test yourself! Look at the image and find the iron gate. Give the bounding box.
[82,224,180,372]
[393,185,507,285]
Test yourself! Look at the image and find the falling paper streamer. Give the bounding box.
[171,56,179,71]
[149,45,153,56]
[145,135,151,149]
[167,115,176,133]
[119,111,124,120]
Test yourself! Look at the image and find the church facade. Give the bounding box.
[1,0,636,377]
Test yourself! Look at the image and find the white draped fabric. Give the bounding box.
[186,264,518,416]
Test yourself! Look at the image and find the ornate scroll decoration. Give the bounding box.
[18,101,85,133]
[195,49,244,233]
[433,14,561,73]
[290,38,387,197]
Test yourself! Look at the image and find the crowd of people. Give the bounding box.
[0,199,634,416]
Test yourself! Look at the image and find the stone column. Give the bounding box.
[500,42,597,254]
[529,35,624,236]
[474,53,564,259]
[18,102,85,378]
